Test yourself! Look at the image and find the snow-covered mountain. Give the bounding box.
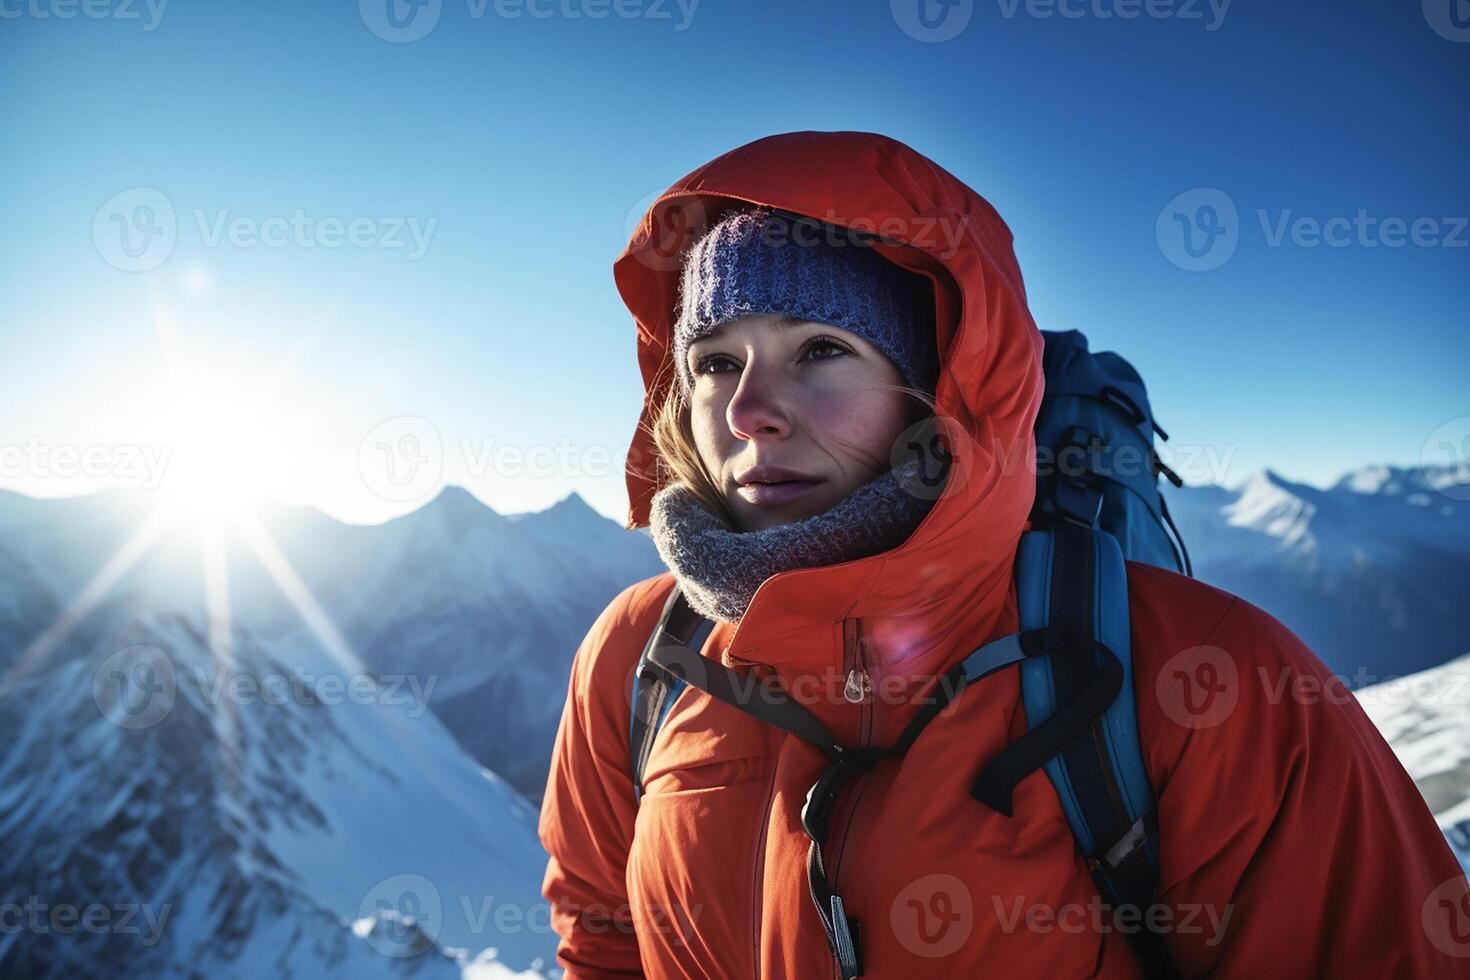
[321,488,665,799]
[0,485,667,979]
[1164,462,1470,683]
[0,485,667,805]
[0,595,556,977]
[259,487,668,801]
[1357,654,1470,874]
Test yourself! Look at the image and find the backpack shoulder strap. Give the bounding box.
[628,584,716,801]
[976,525,1170,980]
[1016,521,1156,864]
[1012,519,1175,977]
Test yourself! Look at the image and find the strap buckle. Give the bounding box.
[1053,426,1106,527]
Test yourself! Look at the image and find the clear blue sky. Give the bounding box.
[1,0,1465,524]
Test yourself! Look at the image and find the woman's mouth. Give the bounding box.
[736,479,824,506]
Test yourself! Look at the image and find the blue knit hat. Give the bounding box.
[674,208,938,395]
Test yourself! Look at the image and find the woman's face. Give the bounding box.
[686,314,914,532]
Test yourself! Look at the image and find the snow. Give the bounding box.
[1357,654,1470,872]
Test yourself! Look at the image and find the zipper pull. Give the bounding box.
[842,620,873,705]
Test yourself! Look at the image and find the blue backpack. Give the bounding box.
[629,329,1191,978]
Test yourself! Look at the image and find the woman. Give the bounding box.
[538,131,1466,978]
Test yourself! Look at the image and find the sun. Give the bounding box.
[1,335,363,701]
[150,370,292,530]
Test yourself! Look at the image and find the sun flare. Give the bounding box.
[149,371,292,530]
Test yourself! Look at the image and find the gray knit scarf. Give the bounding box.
[648,457,945,624]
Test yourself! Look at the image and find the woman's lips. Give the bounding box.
[736,480,824,506]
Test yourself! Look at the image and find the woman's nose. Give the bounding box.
[725,361,792,442]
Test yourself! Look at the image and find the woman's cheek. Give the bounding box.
[690,400,728,463]
[806,386,906,460]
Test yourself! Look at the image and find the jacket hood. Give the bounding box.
[613,131,1044,735]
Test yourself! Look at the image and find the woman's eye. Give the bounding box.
[804,337,849,361]
[693,337,849,377]
[693,354,734,376]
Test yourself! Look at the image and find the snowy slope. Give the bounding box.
[0,482,670,976]
[298,487,666,801]
[0,562,561,976]
[1356,654,1470,874]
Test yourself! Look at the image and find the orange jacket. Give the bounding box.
[538,131,1468,979]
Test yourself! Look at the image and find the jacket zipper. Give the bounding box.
[750,761,778,980]
[826,619,874,978]
[842,618,874,743]
[745,657,781,980]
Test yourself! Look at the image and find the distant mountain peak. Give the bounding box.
[428,483,486,508]
[1336,463,1407,495]
[1224,468,1316,547]
[507,490,608,528]
[1231,467,1299,496]
[547,490,597,516]
[405,484,505,538]
[1259,467,1290,488]
[1332,461,1470,498]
